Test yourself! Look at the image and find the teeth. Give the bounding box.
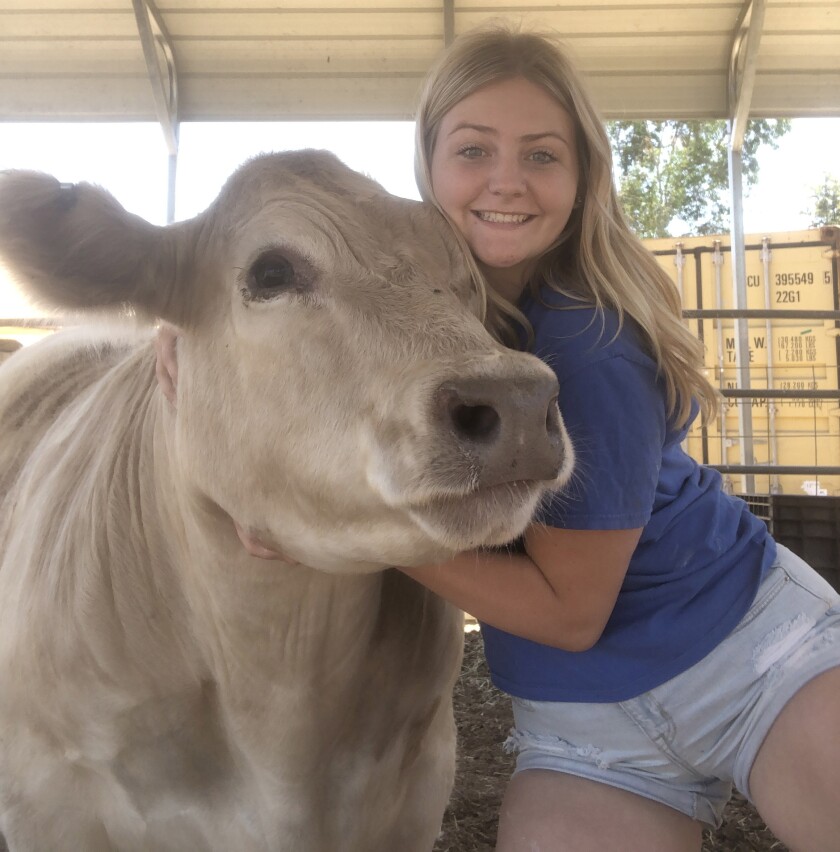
[476,211,530,224]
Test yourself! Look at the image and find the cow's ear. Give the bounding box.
[0,171,192,326]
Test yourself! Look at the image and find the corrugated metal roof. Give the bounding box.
[1,1,838,122]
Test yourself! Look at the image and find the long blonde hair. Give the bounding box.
[414,23,717,426]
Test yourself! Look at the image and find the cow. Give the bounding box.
[0,151,572,851]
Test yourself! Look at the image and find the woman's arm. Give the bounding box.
[398,523,641,651]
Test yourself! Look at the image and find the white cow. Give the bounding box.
[0,152,572,852]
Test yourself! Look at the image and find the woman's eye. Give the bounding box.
[246,251,298,300]
[530,150,558,164]
[457,145,484,159]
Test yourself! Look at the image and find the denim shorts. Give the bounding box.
[504,544,840,827]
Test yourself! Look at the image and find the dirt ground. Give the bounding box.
[434,629,789,852]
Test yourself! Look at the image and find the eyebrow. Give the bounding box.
[447,123,572,147]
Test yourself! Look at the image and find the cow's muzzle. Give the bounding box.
[434,368,567,489]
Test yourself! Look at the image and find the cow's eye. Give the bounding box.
[247,251,297,299]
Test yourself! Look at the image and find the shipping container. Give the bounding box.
[645,227,840,499]
[646,228,840,584]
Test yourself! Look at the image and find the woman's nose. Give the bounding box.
[488,158,526,197]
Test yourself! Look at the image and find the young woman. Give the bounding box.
[400,24,840,852]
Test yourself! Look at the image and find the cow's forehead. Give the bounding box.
[213,150,395,215]
[207,151,468,281]
[215,151,444,229]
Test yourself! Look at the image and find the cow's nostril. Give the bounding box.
[450,402,501,444]
[546,397,561,434]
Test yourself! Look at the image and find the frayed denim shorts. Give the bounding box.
[505,544,840,827]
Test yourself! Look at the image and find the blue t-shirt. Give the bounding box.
[481,287,777,703]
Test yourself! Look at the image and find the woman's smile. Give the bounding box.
[474,211,535,224]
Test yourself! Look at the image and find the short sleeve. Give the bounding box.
[540,354,667,530]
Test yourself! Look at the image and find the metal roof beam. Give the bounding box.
[443,0,455,48]
[131,0,179,222]
[131,0,179,155]
[728,0,767,151]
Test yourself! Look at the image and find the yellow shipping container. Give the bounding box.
[645,228,840,497]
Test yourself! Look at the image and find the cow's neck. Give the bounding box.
[171,488,388,688]
[157,483,462,799]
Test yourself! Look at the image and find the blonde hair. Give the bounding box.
[414,23,717,426]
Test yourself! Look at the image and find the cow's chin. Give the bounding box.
[242,481,549,575]
[407,480,547,553]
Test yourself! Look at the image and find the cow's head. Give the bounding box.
[0,152,573,572]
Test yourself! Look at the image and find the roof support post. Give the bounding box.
[131,0,179,223]
[727,0,766,493]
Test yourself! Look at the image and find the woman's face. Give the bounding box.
[430,76,580,301]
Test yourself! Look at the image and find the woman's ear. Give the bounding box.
[155,323,179,407]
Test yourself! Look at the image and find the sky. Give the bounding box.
[0,121,419,226]
[1,116,839,314]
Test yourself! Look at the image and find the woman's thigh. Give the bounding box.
[496,769,702,852]
[748,665,840,851]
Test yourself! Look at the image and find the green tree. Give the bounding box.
[607,120,790,238]
[804,174,840,227]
